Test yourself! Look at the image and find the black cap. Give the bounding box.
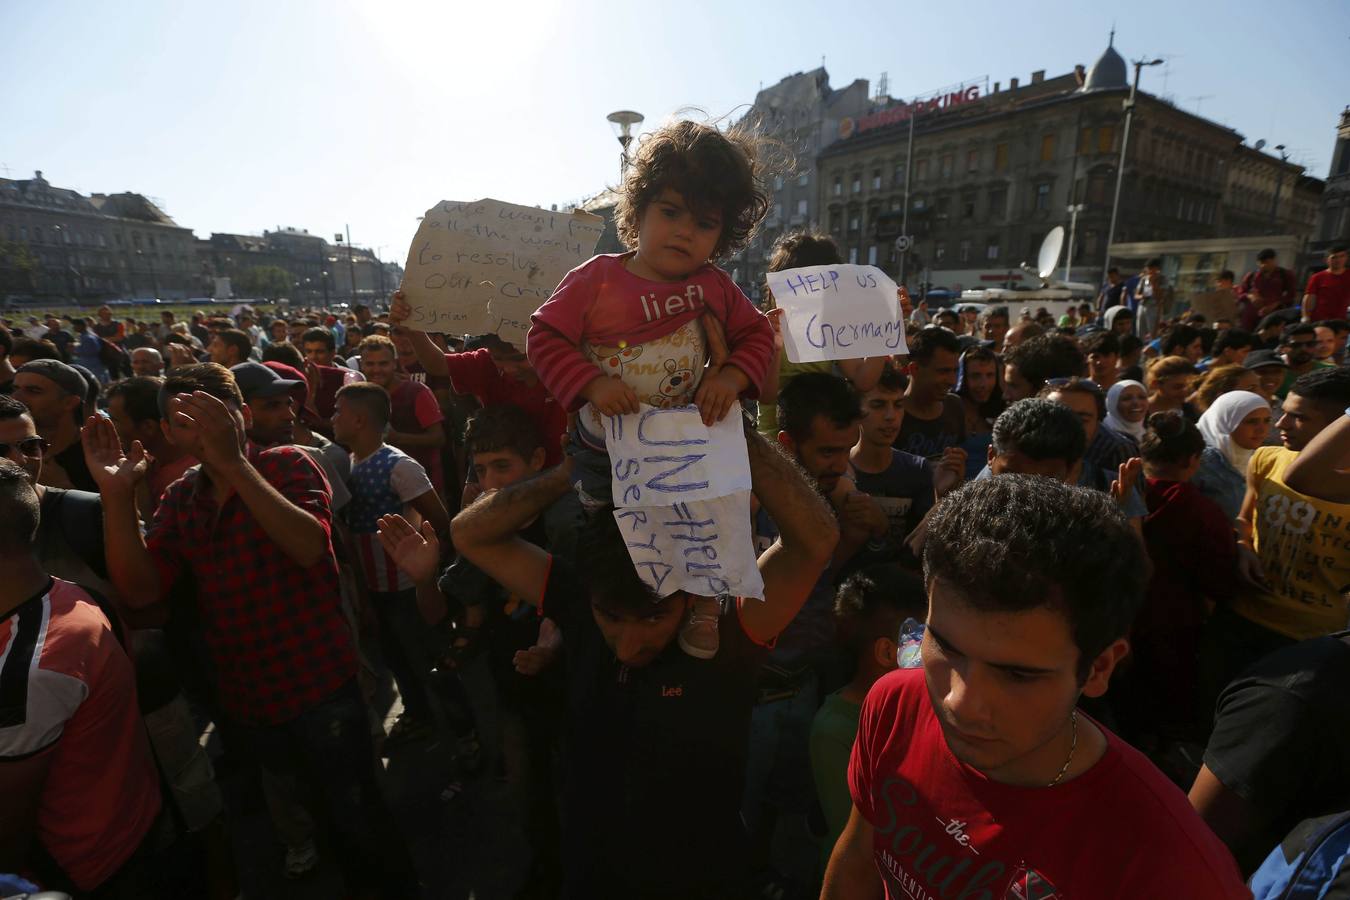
[230,361,302,401]
[1243,349,1288,370]
[16,359,88,398]
[1257,308,1300,331]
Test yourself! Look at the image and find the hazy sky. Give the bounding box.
[5,0,1346,268]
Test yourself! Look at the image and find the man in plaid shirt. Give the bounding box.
[81,362,418,898]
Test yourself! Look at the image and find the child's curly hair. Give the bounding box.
[614,119,771,261]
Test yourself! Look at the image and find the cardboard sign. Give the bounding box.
[766,263,908,363]
[606,402,763,600]
[400,198,604,347]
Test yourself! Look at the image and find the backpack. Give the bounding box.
[1250,811,1350,898]
[96,334,127,372]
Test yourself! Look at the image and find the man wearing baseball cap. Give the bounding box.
[231,361,350,512]
[13,359,96,491]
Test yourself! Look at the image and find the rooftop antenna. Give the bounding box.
[1188,94,1214,116]
[878,71,889,99]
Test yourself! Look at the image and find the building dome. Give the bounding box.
[1082,37,1127,92]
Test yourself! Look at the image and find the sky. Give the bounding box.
[3,0,1346,268]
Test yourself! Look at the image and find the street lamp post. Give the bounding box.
[1065,203,1086,282]
[607,110,645,179]
[1101,56,1164,284]
[1270,144,1290,234]
[899,100,917,288]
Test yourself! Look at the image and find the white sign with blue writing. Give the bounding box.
[766,264,908,363]
[606,403,763,600]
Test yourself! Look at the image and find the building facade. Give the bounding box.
[1313,107,1350,257]
[0,171,198,301]
[816,40,1321,292]
[729,68,872,301]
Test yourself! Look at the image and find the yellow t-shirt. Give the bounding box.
[1232,446,1350,640]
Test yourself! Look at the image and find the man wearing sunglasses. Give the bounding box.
[12,359,95,493]
[1275,323,1335,401]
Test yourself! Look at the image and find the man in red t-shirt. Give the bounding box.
[0,461,164,894]
[358,334,446,494]
[389,291,567,467]
[1302,245,1350,322]
[823,476,1248,899]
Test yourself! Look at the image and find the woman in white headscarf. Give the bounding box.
[1192,389,1271,525]
[1104,380,1148,447]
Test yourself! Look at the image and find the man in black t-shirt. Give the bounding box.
[379,421,839,900]
[896,326,967,459]
[13,360,96,492]
[1190,632,1350,876]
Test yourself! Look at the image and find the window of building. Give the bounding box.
[1040,134,1056,162]
[872,170,882,190]
[935,241,946,261]
[829,211,841,233]
[959,239,971,262]
[961,194,976,219]
[833,176,842,196]
[966,149,979,172]
[796,199,808,216]
[1078,127,1092,154]
[114,233,123,247]
[797,171,810,187]
[913,197,926,211]
[33,226,43,243]
[935,196,951,220]
[19,226,28,241]
[772,203,782,221]
[1035,183,1051,210]
[986,238,1000,261]
[994,142,1009,172]
[988,188,1007,218]
[894,163,905,185]
[849,214,860,232]
[774,175,784,191]
[940,154,953,178]
[849,247,858,264]
[1098,125,1115,154]
[148,235,156,249]
[852,175,861,194]
[1088,174,1108,205]
[867,245,878,266]
[915,159,929,181]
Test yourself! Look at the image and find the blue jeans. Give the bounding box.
[741,671,820,833]
[233,680,418,896]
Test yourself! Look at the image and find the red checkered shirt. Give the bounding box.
[147,444,356,725]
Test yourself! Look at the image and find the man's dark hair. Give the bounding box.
[464,404,543,461]
[923,475,1146,682]
[1038,377,1106,423]
[1118,334,1144,357]
[1330,244,1348,256]
[107,376,164,425]
[10,337,61,363]
[990,398,1086,464]
[766,229,842,273]
[1161,324,1202,357]
[908,325,961,365]
[956,346,1004,419]
[777,372,862,443]
[0,394,30,421]
[1081,331,1120,357]
[1146,257,1163,268]
[1107,266,1119,276]
[261,341,305,368]
[615,119,772,260]
[216,329,252,360]
[576,511,670,616]
[159,363,244,417]
[271,318,289,331]
[981,305,1010,325]
[0,460,39,550]
[1281,322,1316,345]
[1319,319,1350,333]
[1212,328,1255,355]
[834,563,928,655]
[1257,248,1277,261]
[336,382,390,428]
[1004,334,1086,392]
[1217,269,1236,282]
[1139,411,1205,466]
[302,327,336,352]
[1289,366,1350,413]
[871,363,906,394]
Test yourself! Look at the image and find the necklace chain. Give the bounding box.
[1047,710,1078,787]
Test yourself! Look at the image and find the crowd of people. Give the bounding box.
[1,117,1349,900]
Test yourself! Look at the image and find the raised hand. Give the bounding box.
[167,392,245,470]
[512,616,561,676]
[934,447,968,497]
[389,288,411,325]
[1111,457,1143,508]
[81,415,149,497]
[377,514,442,585]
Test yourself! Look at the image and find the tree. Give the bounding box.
[0,240,38,297]
[234,265,293,301]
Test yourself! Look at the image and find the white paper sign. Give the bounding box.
[613,492,764,600]
[766,263,908,363]
[605,402,762,600]
[603,404,751,506]
[400,198,604,347]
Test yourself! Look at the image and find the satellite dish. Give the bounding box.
[1037,227,1065,281]
[1254,139,1267,152]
